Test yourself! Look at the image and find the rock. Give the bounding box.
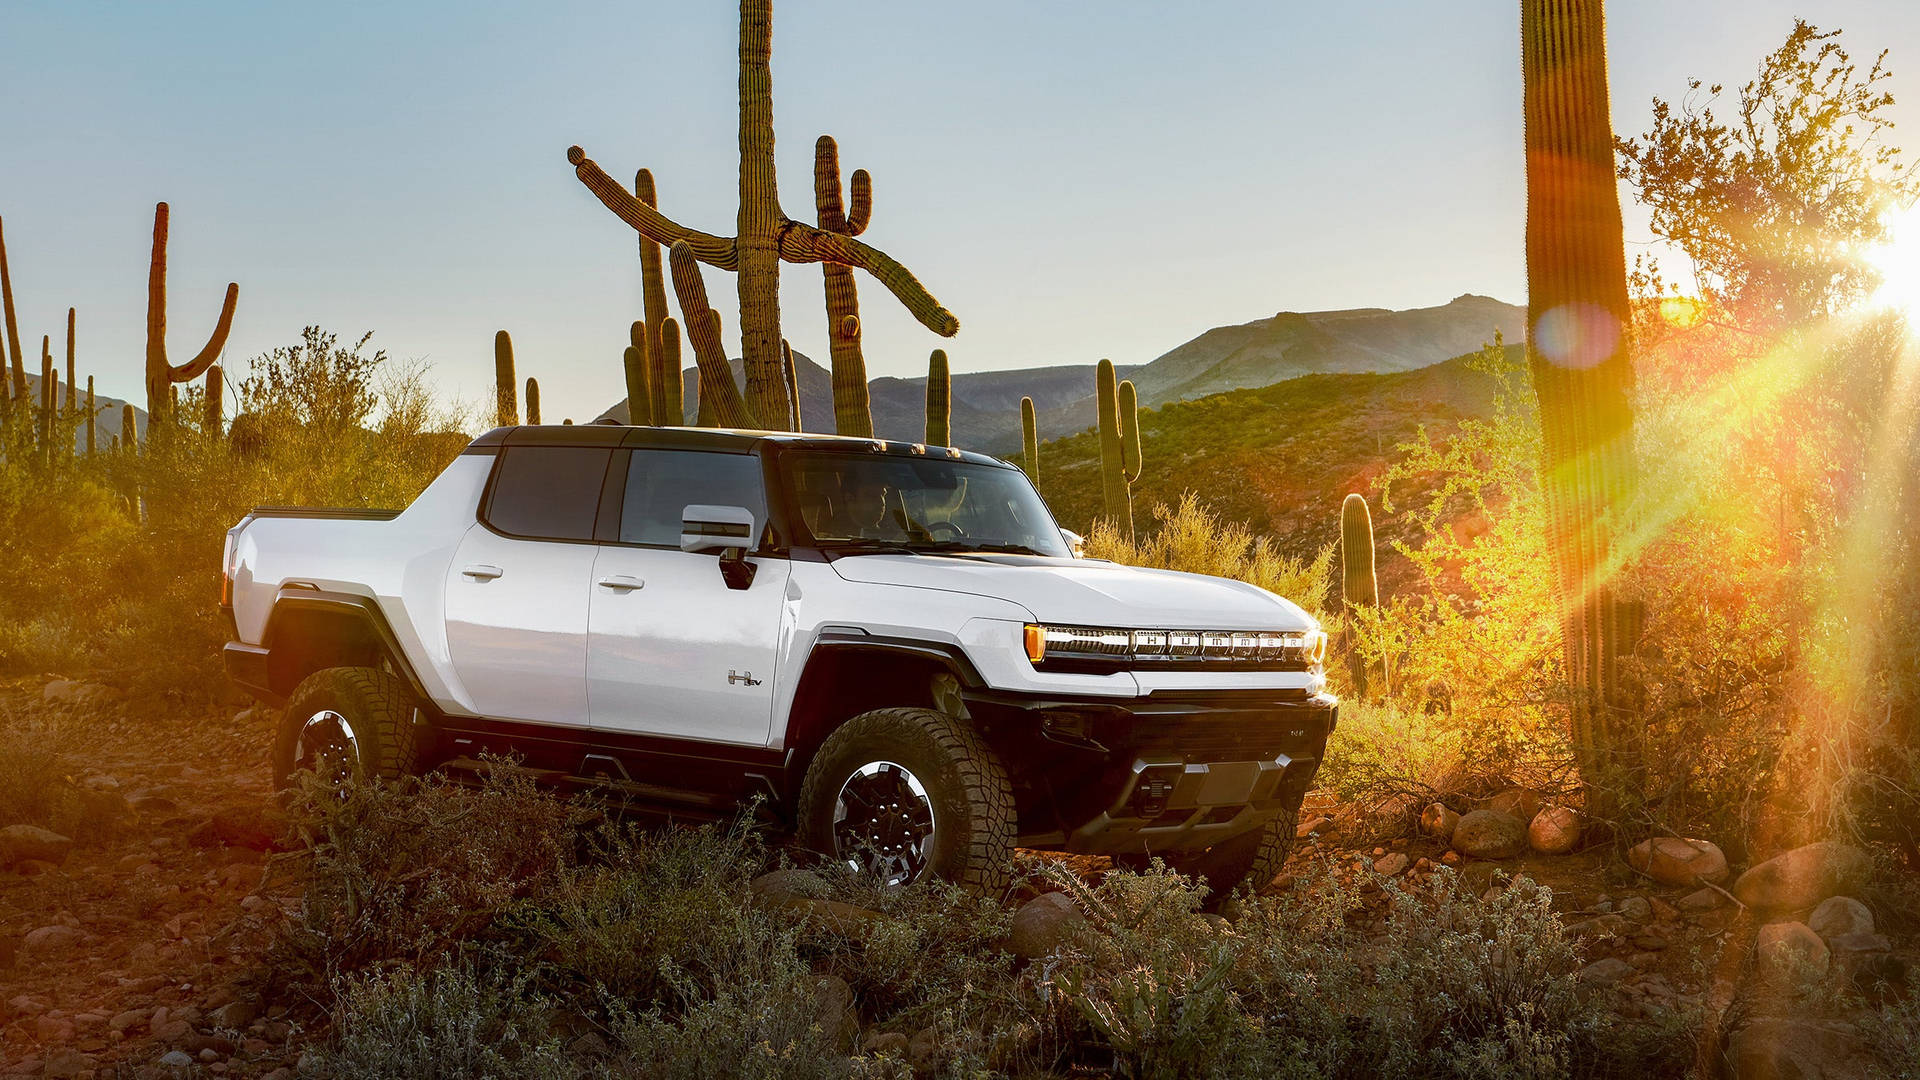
[1807,896,1874,940]
[1296,816,1334,840]
[0,824,73,869]
[1440,850,1460,865]
[1627,837,1728,887]
[1420,803,1461,842]
[1825,931,1892,955]
[1754,921,1830,983]
[1567,914,1629,941]
[812,975,855,1051]
[1374,852,1410,876]
[1579,957,1633,986]
[1617,896,1653,921]
[1527,806,1582,854]
[40,1049,93,1080]
[1485,789,1544,824]
[1010,891,1084,960]
[42,680,111,705]
[109,1009,150,1033]
[188,807,277,852]
[1450,810,1527,859]
[1649,896,1680,922]
[1677,886,1727,911]
[210,1001,258,1030]
[35,1015,75,1042]
[130,794,179,816]
[8,994,49,1018]
[863,1031,910,1056]
[158,1049,195,1068]
[22,925,85,957]
[1732,842,1872,913]
[908,1026,940,1070]
[1725,1018,1867,1080]
[1628,952,1664,971]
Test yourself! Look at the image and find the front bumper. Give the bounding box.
[963,686,1335,856]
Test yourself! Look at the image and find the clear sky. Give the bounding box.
[3,1,1916,423]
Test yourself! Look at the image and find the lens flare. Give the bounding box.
[1866,202,1920,315]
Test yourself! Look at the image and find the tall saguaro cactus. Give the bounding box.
[1522,0,1642,814]
[0,215,26,405]
[925,349,951,446]
[1020,397,1039,481]
[494,330,518,426]
[566,0,959,432]
[145,202,238,436]
[815,135,875,437]
[525,377,542,425]
[1095,359,1134,542]
[64,308,75,412]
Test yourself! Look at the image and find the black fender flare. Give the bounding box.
[235,588,431,706]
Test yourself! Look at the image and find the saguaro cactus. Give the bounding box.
[85,376,95,457]
[204,364,223,438]
[1095,359,1135,542]
[1118,380,1143,484]
[64,308,75,412]
[1020,397,1039,481]
[145,202,238,436]
[1341,493,1380,696]
[624,320,653,425]
[1522,0,1642,814]
[633,170,679,427]
[925,349,950,446]
[494,330,518,426]
[122,403,137,452]
[815,135,875,437]
[566,1,958,432]
[0,215,26,404]
[782,339,802,431]
[668,242,754,429]
[659,317,685,423]
[525,377,542,424]
[39,335,53,458]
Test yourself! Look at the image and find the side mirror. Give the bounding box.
[682,504,758,590]
[1060,528,1087,558]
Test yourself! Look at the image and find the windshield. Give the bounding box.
[780,452,1070,557]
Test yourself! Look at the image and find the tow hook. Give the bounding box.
[1132,764,1181,818]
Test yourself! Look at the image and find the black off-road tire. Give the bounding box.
[1158,802,1302,903]
[272,667,419,790]
[797,707,1014,895]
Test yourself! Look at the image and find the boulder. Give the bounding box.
[1420,803,1461,842]
[0,824,73,869]
[1677,887,1727,911]
[1732,842,1872,913]
[1578,957,1632,986]
[1009,891,1084,960]
[1528,806,1582,854]
[1617,896,1653,921]
[1566,913,1628,941]
[1754,921,1830,983]
[1808,896,1874,941]
[811,975,856,1051]
[1295,816,1334,840]
[1627,837,1728,886]
[1450,810,1526,859]
[1374,852,1410,876]
[1485,789,1544,824]
[22,925,85,957]
[863,1031,910,1056]
[1724,1018,1866,1080]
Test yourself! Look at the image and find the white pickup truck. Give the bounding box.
[222,424,1335,895]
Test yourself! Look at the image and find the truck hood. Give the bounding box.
[827,554,1316,630]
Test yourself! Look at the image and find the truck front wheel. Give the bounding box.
[797,708,1013,895]
[272,667,420,790]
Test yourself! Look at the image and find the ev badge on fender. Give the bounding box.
[728,669,762,686]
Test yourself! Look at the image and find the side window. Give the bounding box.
[621,450,767,547]
[484,446,613,541]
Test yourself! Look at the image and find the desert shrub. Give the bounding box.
[275,763,577,982]
[317,962,575,1080]
[809,867,1019,1026]
[0,706,80,830]
[604,964,862,1080]
[1086,492,1333,617]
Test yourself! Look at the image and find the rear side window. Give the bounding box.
[621,450,767,547]
[484,446,613,541]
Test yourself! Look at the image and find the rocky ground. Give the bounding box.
[2,675,1915,1079]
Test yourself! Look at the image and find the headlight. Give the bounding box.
[1022,623,1324,672]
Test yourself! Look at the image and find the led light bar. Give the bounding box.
[1022,624,1327,669]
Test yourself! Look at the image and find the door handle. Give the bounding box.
[597,574,645,591]
[460,564,504,580]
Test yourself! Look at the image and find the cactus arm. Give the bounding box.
[170,283,237,382]
[846,169,871,237]
[634,171,673,426]
[776,224,959,337]
[924,349,951,447]
[1118,380,1142,483]
[494,330,518,426]
[659,317,685,424]
[815,135,874,438]
[569,148,739,270]
[1095,359,1134,541]
[624,320,653,425]
[0,215,27,401]
[813,136,848,234]
[1020,396,1038,481]
[669,242,755,429]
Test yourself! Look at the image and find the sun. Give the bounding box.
[1866,200,1920,315]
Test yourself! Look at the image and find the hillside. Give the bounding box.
[598,294,1519,452]
[1033,349,1518,595]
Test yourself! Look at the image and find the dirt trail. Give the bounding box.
[2,685,303,1079]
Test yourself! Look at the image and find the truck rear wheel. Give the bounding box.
[273,667,420,790]
[797,707,1013,895]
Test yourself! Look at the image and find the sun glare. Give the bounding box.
[1867,201,1920,315]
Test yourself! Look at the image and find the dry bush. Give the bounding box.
[319,963,574,1080]
[0,706,81,830]
[1086,492,1333,616]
